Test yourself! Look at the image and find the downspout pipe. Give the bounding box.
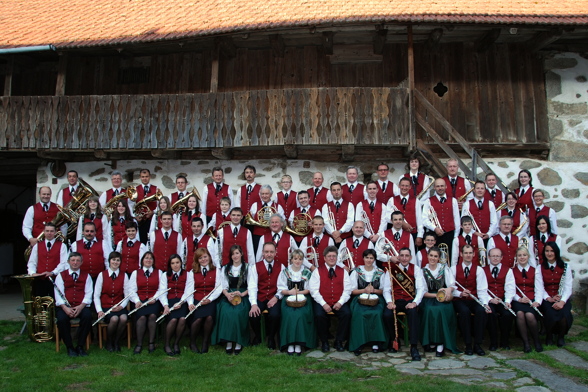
[0,45,56,54]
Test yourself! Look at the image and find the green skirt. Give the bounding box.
[348,295,388,352]
[419,296,460,353]
[279,295,317,350]
[211,290,251,347]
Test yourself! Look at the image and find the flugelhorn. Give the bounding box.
[439,243,449,266]
[134,189,163,221]
[337,246,354,270]
[172,187,202,215]
[463,209,482,235]
[375,236,399,258]
[428,205,442,231]
[305,246,319,268]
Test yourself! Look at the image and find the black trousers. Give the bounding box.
[138,220,150,244]
[250,299,281,344]
[383,299,419,345]
[313,301,351,343]
[453,299,487,345]
[56,307,92,349]
[487,302,514,346]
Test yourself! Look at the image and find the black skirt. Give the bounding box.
[189,299,217,320]
[102,307,128,323]
[541,300,573,334]
[167,297,188,320]
[134,302,162,318]
[512,301,541,317]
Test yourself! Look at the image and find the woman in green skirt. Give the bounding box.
[420,246,460,356]
[349,249,388,355]
[278,249,316,356]
[211,245,251,355]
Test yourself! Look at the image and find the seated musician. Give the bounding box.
[382,248,425,361]
[54,252,93,357]
[27,222,68,296]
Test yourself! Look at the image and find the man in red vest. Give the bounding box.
[99,170,129,208]
[235,165,261,218]
[322,182,354,245]
[218,208,255,266]
[307,171,331,210]
[342,221,375,268]
[487,215,520,269]
[202,167,233,224]
[27,222,68,296]
[135,169,160,244]
[443,158,472,209]
[249,242,284,349]
[383,248,425,360]
[54,252,93,357]
[375,163,398,205]
[484,172,504,208]
[276,175,298,222]
[451,244,491,356]
[356,181,387,242]
[309,246,351,352]
[56,170,79,207]
[378,211,416,265]
[341,166,366,207]
[288,190,321,246]
[422,178,460,260]
[300,216,334,268]
[182,217,217,269]
[387,177,423,247]
[484,248,515,351]
[461,180,497,245]
[148,211,183,271]
[22,186,60,246]
[115,221,147,276]
[70,222,112,280]
[255,214,297,268]
[249,185,285,253]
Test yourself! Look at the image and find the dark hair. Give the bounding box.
[518,169,533,187]
[230,207,243,215]
[160,211,173,218]
[323,245,338,257]
[399,177,412,185]
[125,220,138,230]
[68,252,83,262]
[67,170,79,177]
[297,190,309,198]
[220,196,231,204]
[362,248,377,259]
[225,245,247,281]
[262,242,276,252]
[428,246,441,257]
[176,175,187,182]
[423,231,436,241]
[140,169,151,175]
[140,251,155,268]
[366,180,378,187]
[505,191,518,201]
[534,215,553,240]
[212,166,224,175]
[542,241,564,269]
[485,172,497,180]
[82,221,97,230]
[108,251,122,262]
[84,195,103,219]
[191,217,204,226]
[113,199,134,223]
[166,254,184,276]
[474,180,485,188]
[398,247,411,255]
[44,222,58,229]
[405,153,423,172]
[244,165,256,174]
[391,210,404,220]
[193,248,216,274]
[330,181,342,189]
[460,215,473,225]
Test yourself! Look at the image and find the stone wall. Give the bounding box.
[36,157,587,292]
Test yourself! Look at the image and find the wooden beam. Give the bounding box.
[284,144,297,158]
[55,53,68,96]
[211,148,232,160]
[216,37,237,59]
[210,47,219,93]
[151,150,179,159]
[269,34,285,57]
[426,28,444,51]
[526,29,563,52]
[475,28,501,53]
[94,150,108,159]
[407,25,416,151]
[416,139,446,177]
[322,32,334,55]
[341,144,354,162]
[373,29,388,55]
[3,57,13,96]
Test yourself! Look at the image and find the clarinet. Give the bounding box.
[486,288,516,316]
[455,281,489,311]
[557,263,568,297]
[48,276,71,308]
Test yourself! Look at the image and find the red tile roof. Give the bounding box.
[0,0,586,49]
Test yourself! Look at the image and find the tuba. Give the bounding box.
[14,274,55,342]
[103,186,138,218]
[172,187,202,215]
[134,189,163,220]
[285,212,312,236]
[244,206,276,228]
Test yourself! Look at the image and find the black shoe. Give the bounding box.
[321,342,330,352]
[287,351,294,356]
[133,345,142,354]
[424,345,434,353]
[164,346,175,356]
[334,340,344,352]
[523,344,532,353]
[388,346,398,353]
[105,342,114,352]
[234,348,242,355]
[148,342,156,354]
[535,343,544,353]
[410,347,421,361]
[173,345,181,355]
[76,346,88,357]
[267,341,276,350]
[489,344,497,351]
[67,347,78,357]
[435,349,445,357]
[225,347,234,355]
[114,342,121,352]
[465,345,474,356]
[474,345,486,356]
[372,347,379,354]
[557,337,565,347]
[354,349,362,356]
[296,352,301,357]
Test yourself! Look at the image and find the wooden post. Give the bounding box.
[407,25,416,151]
[210,47,219,93]
[55,53,68,96]
[3,57,13,96]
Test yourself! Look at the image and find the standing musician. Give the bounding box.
[498,192,528,238]
[115,221,147,276]
[487,215,520,268]
[378,211,416,265]
[451,216,484,267]
[55,252,93,357]
[288,190,321,245]
[27,222,68,296]
[322,182,354,245]
[401,154,431,202]
[462,180,497,244]
[387,177,423,246]
[249,242,284,349]
[375,163,398,205]
[93,251,129,352]
[207,196,233,233]
[76,195,108,241]
[218,208,255,266]
[276,175,298,222]
[307,171,332,210]
[71,222,112,281]
[443,158,472,208]
[148,211,183,271]
[182,217,217,269]
[169,175,188,205]
[341,166,366,206]
[534,215,561,266]
[416,232,436,268]
[422,179,460,260]
[106,199,136,249]
[514,169,534,212]
[177,194,201,239]
[382,248,425,360]
[309,246,352,353]
[202,167,233,224]
[249,185,285,252]
[148,196,179,233]
[451,244,491,356]
[99,170,130,208]
[342,221,375,268]
[484,173,504,208]
[300,216,334,268]
[235,165,261,217]
[135,169,160,244]
[255,214,297,268]
[484,248,515,351]
[22,186,60,246]
[529,189,558,237]
[356,181,387,243]
[55,170,79,207]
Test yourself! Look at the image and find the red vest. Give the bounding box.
[326,200,352,239]
[443,176,467,200]
[485,188,504,208]
[468,199,492,234]
[99,270,125,308]
[277,191,298,222]
[104,188,126,204]
[180,211,201,239]
[376,181,395,205]
[120,240,140,275]
[404,172,426,197]
[455,263,478,300]
[61,186,76,206]
[393,195,417,234]
[529,206,551,237]
[514,187,534,212]
[36,241,63,274]
[32,203,59,238]
[484,264,509,299]
[384,230,411,254]
[305,233,332,267]
[419,249,429,268]
[360,200,384,235]
[213,211,231,230]
[110,219,127,246]
[222,225,249,266]
[83,216,104,241]
[307,187,329,210]
[240,184,262,215]
[170,191,182,205]
[491,235,519,267]
[167,270,187,300]
[61,270,89,307]
[344,237,371,267]
[251,201,279,237]
[341,183,365,206]
[206,183,230,217]
[513,266,536,300]
[255,261,281,302]
[318,264,345,307]
[535,234,558,265]
[500,209,521,230]
[137,184,158,211]
[152,230,180,271]
[456,234,480,265]
[136,269,159,301]
[76,239,105,279]
[392,263,415,301]
[541,264,565,298]
[290,206,318,242]
[185,235,213,267]
[262,232,292,268]
[430,196,455,232]
[193,269,217,301]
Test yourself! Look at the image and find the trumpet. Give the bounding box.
[244,206,277,228]
[305,246,319,268]
[417,175,436,200]
[439,243,449,266]
[285,212,313,236]
[103,186,138,218]
[338,246,354,270]
[375,236,399,258]
[428,205,442,231]
[478,247,487,267]
[323,208,337,232]
[457,187,475,203]
[359,210,375,237]
[134,189,163,221]
[172,187,202,215]
[512,208,527,236]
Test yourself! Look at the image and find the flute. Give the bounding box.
[185,285,222,319]
[93,293,134,326]
[455,281,489,311]
[48,276,71,308]
[128,288,171,316]
[486,288,516,316]
[515,285,543,317]
[156,288,198,323]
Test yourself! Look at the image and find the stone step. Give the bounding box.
[507,359,588,392]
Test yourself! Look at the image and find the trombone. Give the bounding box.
[463,209,482,235]
[512,208,527,236]
[359,210,376,237]
[417,175,436,200]
[337,246,355,270]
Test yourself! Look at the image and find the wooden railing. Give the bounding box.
[0,88,409,151]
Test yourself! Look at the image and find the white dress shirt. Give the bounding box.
[27,239,68,275]
[309,265,351,307]
[382,264,426,305]
[159,270,195,307]
[148,228,183,255]
[93,268,130,312]
[461,197,498,237]
[450,262,490,305]
[54,269,93,307]
[247,260,285,306]
[321,199,354,235]
[421,194,460,237]
[127,267,167,305]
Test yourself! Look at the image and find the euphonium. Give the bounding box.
[63,178,100,238]
[103,186,138,218]
[244,206,276,228]
[172,187,202,215]
[417,175,436,200]
[14,274,55,342]
[134,189,163,220]
[284,212,312,236]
